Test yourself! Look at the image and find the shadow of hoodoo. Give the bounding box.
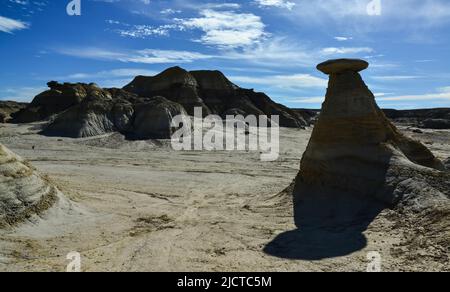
[264,179,385,260]
[265,59,444,260]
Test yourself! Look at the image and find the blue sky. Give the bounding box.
[1,0,450,109]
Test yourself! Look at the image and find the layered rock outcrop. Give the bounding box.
[123,67,211,117]
[42,84,127,138]
[0,101,27,123]
[124,67,308,128]
[13,82,91,123]
[383,108,450,129]
[0,144,59,228]
[131,96,188,140]
[42,84,189,140]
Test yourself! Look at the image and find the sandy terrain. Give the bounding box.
[0,122,448,272]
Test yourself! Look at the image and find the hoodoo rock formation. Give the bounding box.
[297,59,445,205]
[299,59,444,204]
[0,144,60,228]
[265,59,449,260]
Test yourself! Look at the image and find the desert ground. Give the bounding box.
[0,121,448,272]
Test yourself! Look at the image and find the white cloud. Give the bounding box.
[230,74,327,89]
[177,9,267,48]
[288,96,326,104]
[55,36,369,69]
[60,68,159,80]
[287,91,395,104]
[52,68,161,89]
[334,36,353,41]
[371,75,423,81]
[56,47,214,64]
[207,3,241,9]
[0,86,46,102]
[255,0,296,10]
[284,0,450,33]
[222,37,319,67]
[321,47,373,55]
[115,24,184,38]
[160,8,182,15]
[378,88,450,102]
[0,15,28,33]
[373,92,394,97]
[438,86,450,93]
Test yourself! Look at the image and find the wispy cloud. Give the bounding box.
[371,75,423,81]
[106,19,185,39]
[334,36,353,41]
[222,37,318,67]
[58,68,159,80]
[51,68,160,89]
[378,86,450,102]
[286,96,325,104]
[230,73,327,89]
[321,47,373,55]
[0,86,45,102]
[116,24,184,38]
[176,9,268,48]
[107,7,268,48]
[254,0,296,10]
[284,0,450,34]
[0,15,28,33]
[55,47,214,64]
[54,35,376,70]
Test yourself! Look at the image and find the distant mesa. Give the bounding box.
[0,143,61,228]
[8,67,310,139]
[377,108,450,129]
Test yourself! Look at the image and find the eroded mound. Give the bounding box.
[13,82,92,123]
[0,144,59,228]
[131,96,189,139]
[124,67,308,127]
[0,101,28,123]
[42,87,189,140]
